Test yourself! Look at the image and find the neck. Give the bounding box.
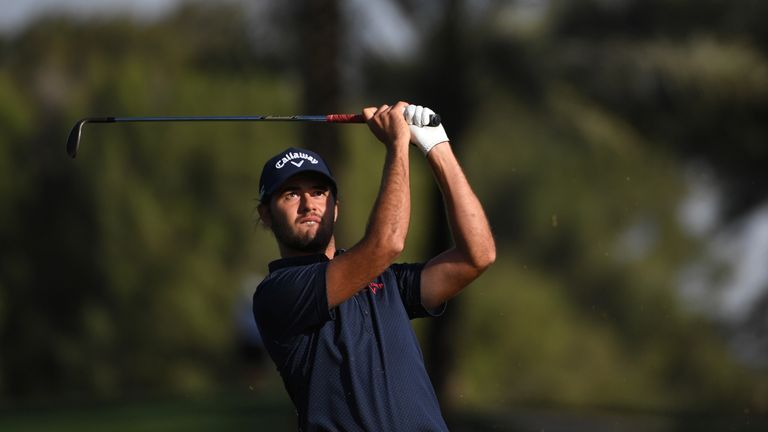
[279,236,337,260]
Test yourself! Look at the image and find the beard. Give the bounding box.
[271,213,334,254]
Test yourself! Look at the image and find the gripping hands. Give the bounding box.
[404,105,449,155]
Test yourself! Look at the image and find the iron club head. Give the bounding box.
[66,118,87,159]
[66,117,115,158]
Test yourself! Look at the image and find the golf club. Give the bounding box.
[66,113,441,158]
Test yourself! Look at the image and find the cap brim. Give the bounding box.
[261,168,337,201]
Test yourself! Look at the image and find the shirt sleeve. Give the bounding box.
[252,262,332,340]
[391,262,447,319]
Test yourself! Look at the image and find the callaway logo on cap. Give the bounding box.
[259,147,337,201]
[274,150,320,169]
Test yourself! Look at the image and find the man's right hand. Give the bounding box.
[363,102,411,150]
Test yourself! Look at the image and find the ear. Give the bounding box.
[257,203,272,228]
[334,200,339,223]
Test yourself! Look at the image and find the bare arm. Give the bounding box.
[420,142,496,310]
[325,102,412,308]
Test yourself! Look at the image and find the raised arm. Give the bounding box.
[325,102,412,308]
[405,106,496,310]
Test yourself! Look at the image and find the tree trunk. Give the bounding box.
[419,0,474,407]
[298,0,343,165]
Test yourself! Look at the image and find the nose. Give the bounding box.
[299,192,315,213]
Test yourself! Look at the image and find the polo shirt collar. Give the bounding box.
[267,249,345,273]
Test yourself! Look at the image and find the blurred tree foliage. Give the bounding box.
[0,0,767,421]
[361,0,768,413]
[0,4,292,401]
[548,0,768,220]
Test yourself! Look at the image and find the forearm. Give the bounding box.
[325,142,410,307]
[427,143,495,270]
[325,102,413,308]
[363,143,411,255]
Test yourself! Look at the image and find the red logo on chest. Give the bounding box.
[368,282,384,295]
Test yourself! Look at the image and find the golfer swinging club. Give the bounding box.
[253,102,495,431]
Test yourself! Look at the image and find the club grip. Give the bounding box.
[325,114,365,123]
[325,113,442,126]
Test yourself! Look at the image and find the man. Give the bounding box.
[253,102,495,431]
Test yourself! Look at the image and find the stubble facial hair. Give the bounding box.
[270,211,334,254]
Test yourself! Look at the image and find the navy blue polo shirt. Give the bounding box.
[252,251,448,431]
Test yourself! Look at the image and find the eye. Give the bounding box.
[283,191,299,200]
[311,189,328,197]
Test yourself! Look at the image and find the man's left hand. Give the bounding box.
[404,105,449,155]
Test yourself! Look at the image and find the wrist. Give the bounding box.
[416,139,449,156]
[426,140,451,161]
[429,140,449,153]
[390,137,411,151]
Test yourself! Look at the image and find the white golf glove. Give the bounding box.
[404,104,449,155]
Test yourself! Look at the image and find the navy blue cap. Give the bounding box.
[259,147,337,202]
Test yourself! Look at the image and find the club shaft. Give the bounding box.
[88,115,365,123]
[66,113,441,158]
